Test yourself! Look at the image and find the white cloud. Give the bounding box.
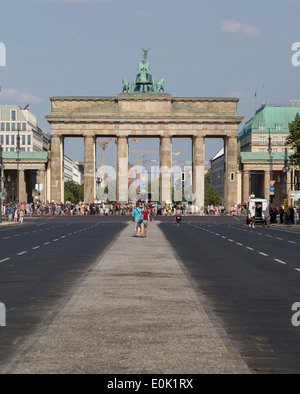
[0,88,43,104]
[220,20,261,37]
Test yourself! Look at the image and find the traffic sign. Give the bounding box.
[269,186,275,193]
[270,180,276,187]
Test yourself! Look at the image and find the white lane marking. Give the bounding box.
[17,251,27,256]
[259,252,268,257]
[3,236,10,239]
[43,242,50,245]
[32,246,40,250]
[295,268,300,272]
[247,247,254,251]
[53,239,59,242]
[236,243,243,246]
[0,258,10,263]
[274,259,287,265]
[288,241,296,244]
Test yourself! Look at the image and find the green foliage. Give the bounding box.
[64,181,84,203]
[287,112,300,165]
[204,172,221,205]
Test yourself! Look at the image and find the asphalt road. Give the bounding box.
[0,215,127,373]
[1,214,300,374]
[159,216,300,374]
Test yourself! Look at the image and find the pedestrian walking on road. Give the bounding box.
[263,208,270,228]
[132,203,142,237]
[139,206,150,238]
[249,205,256,228]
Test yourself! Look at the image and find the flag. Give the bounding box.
[254,92,257,98]
[23,104,29,110]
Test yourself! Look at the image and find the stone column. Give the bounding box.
[224,136,238,211]
[243,170,250,204]
[39,169,46,202]
[50,135,64,203]
[18,169,27,203]
[192,136,205,209]
[160,136,172,205]
[117,136,128,203]
[84,135,96,203]
[264,170,270,202]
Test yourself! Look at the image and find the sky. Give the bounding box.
[1,0,300,168]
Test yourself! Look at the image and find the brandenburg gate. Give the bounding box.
[46,50,243,209]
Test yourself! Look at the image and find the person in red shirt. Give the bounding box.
[138,206,150,238]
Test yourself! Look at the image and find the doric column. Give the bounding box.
[224,136,238,211]
[39,169,46,203]
[18,169,27,203]
[192,136,205,209]
[117,136,128,203]
[243,170,250,204]
[84,135,96,203]
[50,134,64,203]
[264,170,270,202]
[160,136,172,205]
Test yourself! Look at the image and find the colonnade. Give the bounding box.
[50,134,238,210]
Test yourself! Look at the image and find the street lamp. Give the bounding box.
[0,144,4,223]
[282,148,290,200]
[16,127,20,204]
[268,130,273,209]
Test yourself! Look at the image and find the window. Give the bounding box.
[259,148,266,153]
[259,125,266,131]
[6,135,9,145]
[282,137,287,145]
[276,125,283,131]
[22,135,26,145]
[1,123,4,132]
[6,123,10,132]
[259,136,266,145]
[273,136,278,145]
[22,123,26,131]
[10,148,14,152]
[11,135,15,145]
[273,148,278,153]
[11,110,16,121]
[27,135,31,145]
[17,123,21,131]
[11,123,16,131]
[0,135,3,145]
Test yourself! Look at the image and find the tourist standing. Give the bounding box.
[132,203,142,237]
[139,206,150,238]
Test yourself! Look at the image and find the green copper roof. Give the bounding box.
[2,151,48,160]
[240,152,292,161]
[238,105,300,141]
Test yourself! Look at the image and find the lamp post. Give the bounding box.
[268,130,273,210]
[0,144,3,223]
[282,148,290,200]
[16,127,20,205]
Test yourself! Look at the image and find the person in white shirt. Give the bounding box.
[249,205,256,228]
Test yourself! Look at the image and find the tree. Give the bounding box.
[204,172,221,205]
[64,181,84,203]
[287,112,300,166]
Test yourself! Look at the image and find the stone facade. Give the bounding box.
[46,93,243,209]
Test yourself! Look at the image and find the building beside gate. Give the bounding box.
[211,103,300,206]
[239,104,300,206]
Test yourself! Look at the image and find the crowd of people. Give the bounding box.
[1,200,300,225]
